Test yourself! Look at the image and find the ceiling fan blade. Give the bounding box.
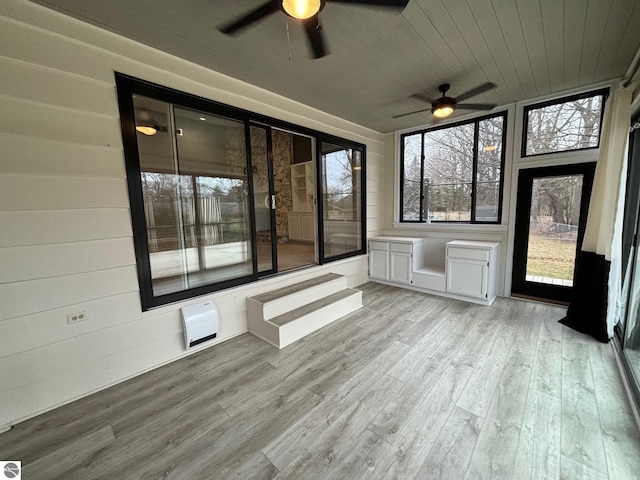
[328,0,410,8]
[454,82,497,102]
[392,108,431,119]
[218,1,280,35]
[304,15,328,59]
[410,93,435,104]
[456,103,497,111]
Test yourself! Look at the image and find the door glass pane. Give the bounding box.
[278,131,316,271]
[526,174,583,286]
[250,126,273,273]
[134,95,253,296]
[322,142,362,258]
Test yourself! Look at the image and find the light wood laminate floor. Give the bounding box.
[2,283,639,479]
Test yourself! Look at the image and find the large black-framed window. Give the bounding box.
[116,73,366,310]
[522,88,609,158]
[400,111,507,223]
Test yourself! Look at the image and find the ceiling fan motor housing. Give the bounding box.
[431,96,456,114]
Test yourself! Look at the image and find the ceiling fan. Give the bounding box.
[393,82,498,119]
[218,0,410,59]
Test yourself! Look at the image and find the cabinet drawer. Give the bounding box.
[390,242,413,254]
[369,241,389,251]
[447,246,489,262]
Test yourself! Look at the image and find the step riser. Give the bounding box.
[247,301,279,347]
[260,276,347,320]
[277,291,363,348]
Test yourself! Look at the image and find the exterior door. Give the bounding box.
[511,163,595,302]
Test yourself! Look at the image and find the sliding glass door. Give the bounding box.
[622,223,640,400]
[249,125,277,275]
[133,96,254,299]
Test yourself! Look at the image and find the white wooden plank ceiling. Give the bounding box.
[32,0,640,133]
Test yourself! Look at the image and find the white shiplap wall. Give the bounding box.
[0,1,386,430]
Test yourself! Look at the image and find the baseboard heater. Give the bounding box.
[181,301,219,349]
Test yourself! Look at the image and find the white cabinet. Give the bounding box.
[368,237,422,284]
[389,243,413,285]
[447,258,488,299]
[288,161,315,243]
[290,161,314,212]
[369,236,500,306]
[446,240,499,304]
[288,213,301,240]
[301,213,314,241]
[369,244,389,280]
[288,212,314,242]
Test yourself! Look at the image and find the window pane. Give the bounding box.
[424,123,474,221]
[322,142,362,258]
[402,134,422,221]
[134,95,253,297]
[525,92,604,156]
[427,182,472,221]
[476,116,504,221]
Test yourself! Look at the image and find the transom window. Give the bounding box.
[400,112,507,223]
[522,89,608,157]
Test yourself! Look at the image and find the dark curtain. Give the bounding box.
[560,251,611,342]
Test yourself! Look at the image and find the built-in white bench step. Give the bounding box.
[412,266,446,291]
[247,273,362,348]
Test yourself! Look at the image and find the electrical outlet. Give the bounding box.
[67,311,88,324]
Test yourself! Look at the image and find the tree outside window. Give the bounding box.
[400,112,507,223]
[523,89,607,157]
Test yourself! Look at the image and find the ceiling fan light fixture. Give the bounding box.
[282,0,321,20]
[135,125,157,136]
[432,105,454,118]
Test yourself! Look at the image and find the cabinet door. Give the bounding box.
[390,252,412,285]
[447,258,488,299]
[301,214,315,241]
[288,213,300,240]
[369,249,389,280]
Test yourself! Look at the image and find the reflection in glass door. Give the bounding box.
[512,163,595,302]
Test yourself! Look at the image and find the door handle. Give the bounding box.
[271,195,276,209]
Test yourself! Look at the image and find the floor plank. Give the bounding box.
[0,283,638,480]
[561,338,609,475]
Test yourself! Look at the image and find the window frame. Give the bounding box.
[317,137,367,263]
[399,111,508,224]
[115,73,366,310]
[521,88,609,158]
